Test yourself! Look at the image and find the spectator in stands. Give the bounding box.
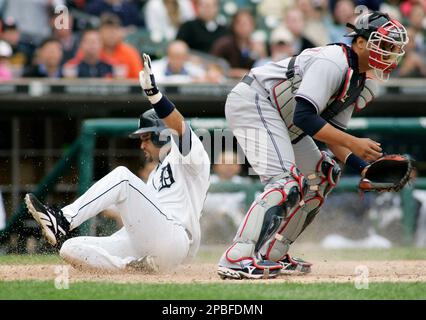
[85,0,144,27]
[68,0,86,10]
[257,0,295,21]
[296,0,331,46]
[353,0,383,11]
[327,0,355,44]
[407,4,426,58]
[0,40,13,81]
[176,0,228,53]
[203,62,227,83]
[397,27,426,77]
[379,0,402,21]
[144,0,195,42]
[201,151,249,244]
[273,7,314,55]
[98,13,143,79]
[329,0,383,12]
[400,0,426,18]
[0,17,34,76]
[254,28,295,67]
[64,28,114,78]
[3,0,64,46]
[211,151,246,183]
[50,9,80,63]
[23,38,64,78]
[250,31,269,63]
[210,9,258,79]
[150,40,205,83]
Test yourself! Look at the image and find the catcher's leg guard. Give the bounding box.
[300,151,342,232]
[264,152,341,261]
[223,169,306,267]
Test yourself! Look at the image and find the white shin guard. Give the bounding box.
[263,152,341,261]
[224,169,306,266]
[261,197,322,260]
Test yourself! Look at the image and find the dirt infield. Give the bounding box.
[1,260,426,283]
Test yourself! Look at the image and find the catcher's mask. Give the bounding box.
[129,109,171,147]
[346,11,409,81]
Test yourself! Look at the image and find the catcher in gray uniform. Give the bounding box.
[218,11,409,279]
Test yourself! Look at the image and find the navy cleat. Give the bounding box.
[218,259,282,280]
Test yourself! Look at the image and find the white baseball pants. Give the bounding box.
[60,166,190,272]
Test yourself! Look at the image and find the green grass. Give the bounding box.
[0,254,62,265]
[1,247,426,265]
[195,246,426,263]
[291,247,426,262]
[0,281,425,300]
[1,248,425,300]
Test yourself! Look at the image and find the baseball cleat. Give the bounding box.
[277,254,312,275]
[217,260,282,280]
[25,193,70,246]
[126,255,159,274]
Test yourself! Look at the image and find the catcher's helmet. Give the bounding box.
[346,11,408,80]
[129,109,171,147]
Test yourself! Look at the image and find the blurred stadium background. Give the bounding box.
[0,0,426,261]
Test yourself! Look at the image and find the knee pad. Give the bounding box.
[300,151,341,234]
[307,151,341,198]
[262,196,323,260]
[225,168,306,265]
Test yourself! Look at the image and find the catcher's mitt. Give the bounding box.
[358,154,414,192]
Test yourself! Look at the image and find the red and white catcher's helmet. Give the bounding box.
[346,11,409,81]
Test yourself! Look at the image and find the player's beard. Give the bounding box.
[144,146,164,163]
[144,150,153,163]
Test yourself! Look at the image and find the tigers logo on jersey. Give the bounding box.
[158,163,175,191]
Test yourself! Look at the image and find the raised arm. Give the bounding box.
[139,53,186,136]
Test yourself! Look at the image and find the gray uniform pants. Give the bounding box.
[225,82,322,187]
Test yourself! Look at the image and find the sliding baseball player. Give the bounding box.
[25,54,211,273]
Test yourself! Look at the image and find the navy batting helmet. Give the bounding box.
[129,109,171,147]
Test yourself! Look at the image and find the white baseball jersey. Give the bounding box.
[147,124,211,258]
[60,124,210,272]
[250,44,377,141]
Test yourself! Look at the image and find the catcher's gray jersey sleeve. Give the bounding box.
[295,58,345,113]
